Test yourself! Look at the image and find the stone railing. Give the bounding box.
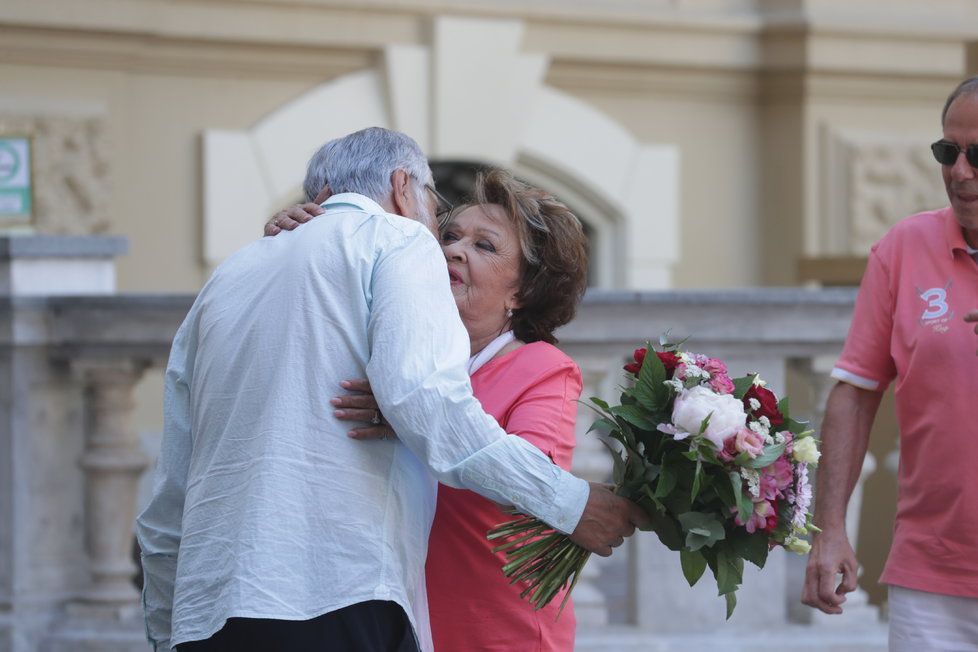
[0,237,887,651]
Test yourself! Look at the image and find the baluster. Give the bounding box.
[71,358,150,618]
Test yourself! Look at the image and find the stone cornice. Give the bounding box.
[2,0,976,79]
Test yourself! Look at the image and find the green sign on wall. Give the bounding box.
[0,137,32,219]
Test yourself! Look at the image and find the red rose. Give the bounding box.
[623,347,647,375]
[624,348,681,377]
[656,352,680,377]
[743,384,784,427]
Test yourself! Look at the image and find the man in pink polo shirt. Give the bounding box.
[802,76,978,649]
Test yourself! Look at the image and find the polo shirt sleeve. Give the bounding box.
[364,226,588,535]
[501,356,582,472]
[831,246,898,392]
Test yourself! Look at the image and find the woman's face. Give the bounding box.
[441,204,523,340]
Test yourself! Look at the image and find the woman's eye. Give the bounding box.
[477,241,496,253]
[441,232,458,243]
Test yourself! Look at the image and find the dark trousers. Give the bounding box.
[177,600,419,652]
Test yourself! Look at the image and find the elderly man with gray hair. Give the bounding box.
[136,127,648,652]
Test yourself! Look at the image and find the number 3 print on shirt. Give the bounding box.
[916,281,952,321]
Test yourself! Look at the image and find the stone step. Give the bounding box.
[575,624,888,652]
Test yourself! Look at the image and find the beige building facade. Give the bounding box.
[2,0,977,648]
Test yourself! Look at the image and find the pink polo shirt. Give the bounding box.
[832,207,978,598]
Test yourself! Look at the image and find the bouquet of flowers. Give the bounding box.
[487,338,820,617]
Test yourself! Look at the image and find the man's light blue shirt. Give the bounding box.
[135,194,589,650]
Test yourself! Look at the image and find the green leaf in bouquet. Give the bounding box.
[696,443,720,466]
[587,417,617,437]
[715,544,744,598]
[610,404,658,432]
[678,511,726,551]
[729,471,755,521]
[744,442,787,469]
[641,485,666,514]
[610,448,626,487]
[777,396,790,418]
[590,396,611,411]
[631,376,658,413]
[647,508,684,550]
[653,459,678,499]
[725,592,737,620]
[785,417,811,437]
[731,374,758,399]
[697,413,713,435]
[638,346,670,406]
[714,472,736,509]
[690,459,704,501]
[730,528,770,569]
[680,548,708,587]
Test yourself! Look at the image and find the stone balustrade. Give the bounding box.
[0,237,888,651]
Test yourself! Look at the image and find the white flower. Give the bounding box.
[664,378,684,393]
[748,420,770,439]
[742,467,761,498]
[792,465,812,530]
[683,364,709,380]
[670,385,748,449]
[793,437,821,466]
[748,398,761,411]
[784,536,811,555]
[752,375,767,387]
[759,416,770,429]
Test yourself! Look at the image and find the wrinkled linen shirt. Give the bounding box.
[135,194,589,651]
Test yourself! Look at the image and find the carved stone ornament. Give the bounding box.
[846,138,947,252]
[0,112,110,234]
[820,126,947,256]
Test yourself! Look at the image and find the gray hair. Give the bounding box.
[302,127,433,203]
[942,76,978,126]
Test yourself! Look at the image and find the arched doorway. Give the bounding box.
[202,15,678,289]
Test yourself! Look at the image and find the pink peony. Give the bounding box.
[670,385,747,450]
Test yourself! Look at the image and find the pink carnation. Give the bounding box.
[702,357,728,376]
[735,500,777,534]
[759,456,793,500]
[734,427,765,459]
[709,374,735,395]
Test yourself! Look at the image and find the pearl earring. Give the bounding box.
[506,308,513,318]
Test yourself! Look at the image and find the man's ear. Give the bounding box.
[312,184,333,204]
[389,169,414,217]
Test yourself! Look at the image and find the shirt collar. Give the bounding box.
[322,192,389,217]
[943,205,974,259]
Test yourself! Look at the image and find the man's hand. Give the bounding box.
[966,310,978,355]
[264,203,324,236]
[801,524,859,614]
[569,483,651,557]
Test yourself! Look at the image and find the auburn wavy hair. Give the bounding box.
[462,168,589,345]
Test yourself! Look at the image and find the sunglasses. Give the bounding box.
[931,140,978,167]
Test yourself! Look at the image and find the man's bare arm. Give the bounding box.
[801,381,883,614]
